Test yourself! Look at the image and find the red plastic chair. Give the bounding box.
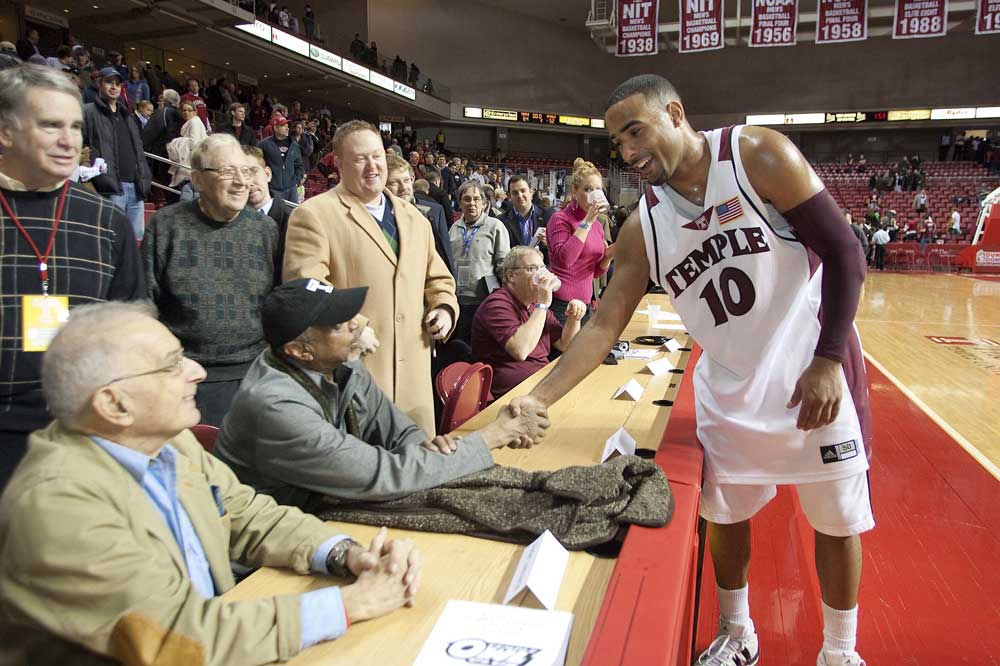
[191,424,220,453]
[436,362,493,433]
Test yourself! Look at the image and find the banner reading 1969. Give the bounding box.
[749,0,799,47]
[679,0,725,52]
[616,0,661,56]
[815,0,868,43]
[892,0,947,38]
[977,0,1000,33]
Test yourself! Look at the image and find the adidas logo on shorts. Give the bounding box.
[820,440,859,464]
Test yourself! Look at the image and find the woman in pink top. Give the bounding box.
[546,158,615,325]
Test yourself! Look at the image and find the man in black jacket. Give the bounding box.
[142,89,183,203]
[83,67,153,241]
[258,116,303,203]
[220,102,255,147]
[245,145,292,279]
[496,174,553,247]
[425,170,452,215]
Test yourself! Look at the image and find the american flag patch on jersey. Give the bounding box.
[716,197,744,225]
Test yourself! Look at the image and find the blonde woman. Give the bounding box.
[545,158,614,324]
[167,101,208,199]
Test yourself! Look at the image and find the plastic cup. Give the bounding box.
[647,303,661,326]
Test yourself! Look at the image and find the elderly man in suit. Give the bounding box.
[0,301,422,665]
[283,120,457,435]
[384,152,453,277]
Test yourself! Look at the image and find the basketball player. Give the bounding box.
[511,75,872,666]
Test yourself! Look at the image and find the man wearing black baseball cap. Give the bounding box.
[215,278,550,510]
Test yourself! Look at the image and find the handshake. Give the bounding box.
[420,395,551,454]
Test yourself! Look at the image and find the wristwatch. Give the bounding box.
[534,303,550,310]
[325,538,360,578]
[579,221,592,230]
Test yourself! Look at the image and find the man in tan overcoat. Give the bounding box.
[283,120,457,434]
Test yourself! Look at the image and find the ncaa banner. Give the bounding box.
[976,0,1000,33]
[616,0,661,56]
[749,0,799,47]
[815,0,868,43]
[892,0,947,38]
[679,0,725,52]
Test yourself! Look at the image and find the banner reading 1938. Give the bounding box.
[679,0,725,52]
[749,0,799,47]
[616,0,661,56]
[815,0,868,43]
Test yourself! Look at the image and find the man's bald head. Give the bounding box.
[605,74,680,113]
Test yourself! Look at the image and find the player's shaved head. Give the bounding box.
[605,74,680,112]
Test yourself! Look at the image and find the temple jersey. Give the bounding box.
[638,125,871,484]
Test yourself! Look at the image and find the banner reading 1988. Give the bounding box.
[749,0,799,47]
[679,0,725,52]
[815,0,868,43]
[892,0,947,38]
[616,0,661,56]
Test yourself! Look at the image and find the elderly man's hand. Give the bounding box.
[424,308,452,341]
[496,397,551,449]
[342,527,422,620]
[421,434,459,455]
[565,299,587,322]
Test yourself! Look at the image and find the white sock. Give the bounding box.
[822,602,858,653]
[717,584,751,632]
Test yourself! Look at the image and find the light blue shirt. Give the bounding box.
[92,437,350,650]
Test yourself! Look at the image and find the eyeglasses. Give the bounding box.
[107,354,186,384]
[199,166,260,180]
[462,196,483,203]
[512,265,543,273]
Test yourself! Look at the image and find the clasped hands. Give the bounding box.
[338,527,422,622]
[420,394,551,454]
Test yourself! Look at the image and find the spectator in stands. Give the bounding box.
[418,151,438,180]
[386,155,453,275]
[472,247,585,398]
[949,210,962,237]
[15,29,40,61]
[283,120,457,435]
[125,64,149,108]
[0,65,145,488]
[920,215,935,251]
[73,47,93,86]
[546,159,613,325]
[259,116,304,203]
[132,99,153,130]
[180,78,210,130]
[408,150,421,174]
[245,145,291,276]
[142,88,183,201]
[847,211,869,264]
[167,100,208,200]
[105,51,128,81]
[367,41,379,67]
[44,45,74,70]
[449,180,510,346]
[498,174,554,247]
[435,129,446,152]
[215,278,548,506]
[0,301,422,665]
[82,67,153,242]
[391,55,406,80]
[142,134,279,426]
[278,5,290,27]
[913,189,929,215]
[350,33,366,61]
[424,169,452,213]
[872,225,890,270]
[408,62,420,85]
[220,102,255,146]
[303,4,317,39]
[293,120,315,176]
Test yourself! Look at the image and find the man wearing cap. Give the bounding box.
[82,65,152,241]
[215,279,550,507]
[258,115,304,204]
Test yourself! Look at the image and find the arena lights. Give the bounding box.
[746,106,1000,125]
[463,107,483,119]
[235,21,416,102]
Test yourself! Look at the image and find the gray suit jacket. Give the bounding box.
[214,352,494,507]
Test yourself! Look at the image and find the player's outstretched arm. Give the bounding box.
[521,209,650,411]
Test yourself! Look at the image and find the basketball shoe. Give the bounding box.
[817,650,867,666]
[696,621,759,666]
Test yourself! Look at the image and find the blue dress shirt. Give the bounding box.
[92,437,350,650]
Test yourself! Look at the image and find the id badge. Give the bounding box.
[22,295,70,352]
[457,265,474,289]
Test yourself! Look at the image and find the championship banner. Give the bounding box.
[616,0,661,56]
[749,0,798,47]
[976,0,1000,33]
[815,0,868,43]
[892,0,946,38]
[679,0,725,52]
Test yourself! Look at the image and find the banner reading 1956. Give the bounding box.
[679,0,725,52]
[749,0,799,47]
[892,0,947,38]
[616,0,661,56]
[815,0,868,43]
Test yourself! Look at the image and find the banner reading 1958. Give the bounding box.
[679,0,725,52]
[616,0,661,56]
[749,0,799,47]
[892,0,947,38]
[977,0,1000,33]
[815,0,868,43]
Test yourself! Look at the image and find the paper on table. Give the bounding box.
[612,378,644,401]
[652,322,686,332]
[413,600,573,666]
[644,357,675,376]
[502,530,569,610]
[601,427,637,461]
[623,349,659,360]
[663,338,682,353]
[636,309,682,322]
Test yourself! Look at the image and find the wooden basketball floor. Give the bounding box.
[693,272,1000,665]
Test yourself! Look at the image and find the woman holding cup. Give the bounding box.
[545,158,614,325]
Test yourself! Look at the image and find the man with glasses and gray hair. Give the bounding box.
[0,64,144,489]
[141,133,279,426]
[0,301,423,664]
